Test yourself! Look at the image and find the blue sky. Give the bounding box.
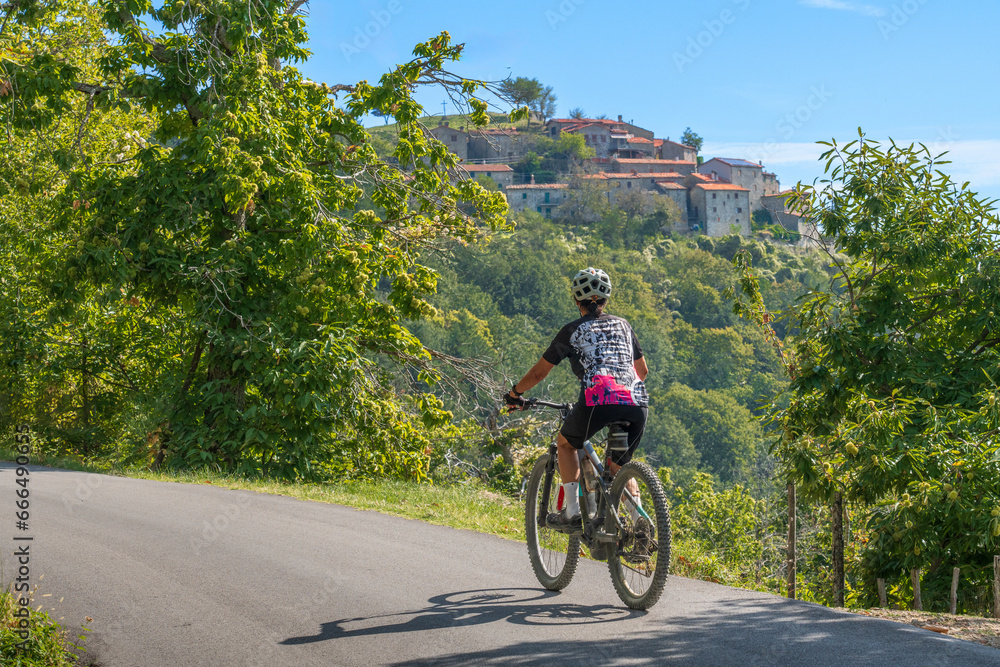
[298,0,1000,200]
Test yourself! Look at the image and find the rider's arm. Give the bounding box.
[510,358,556,397]
[634,356,648,381]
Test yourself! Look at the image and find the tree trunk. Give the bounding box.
[832,491,845,607]
[154,331,206,469]
[81,334,90,453]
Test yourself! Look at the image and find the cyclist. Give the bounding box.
[505,267,648,530]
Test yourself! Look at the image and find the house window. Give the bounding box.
[737,207,743,213]
[545,208,552,219]
[712,193,717,199]
[451,134,457,142]
[627,182,632,189]
[544,192,550,203]
[713,207,717,213]
[485,172,491,178]
[601,135,606,143]
[522,193,527,200]
[537,206,542,213]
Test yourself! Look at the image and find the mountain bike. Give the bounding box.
[522,399,671,610]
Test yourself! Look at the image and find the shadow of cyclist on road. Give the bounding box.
[280,588,641,645]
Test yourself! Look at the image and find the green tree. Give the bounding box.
[533,84,556,124]
[658,383,761,482]
[1,0,514,479]
[553,132,594,161]
[568,107,585,119]
[734,133,1000,595]
[498,76,542,127]
[680,127,703,154]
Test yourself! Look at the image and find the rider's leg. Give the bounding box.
[556,432,580,485]
[555,432,582,518]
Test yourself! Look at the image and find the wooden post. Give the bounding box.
[911,568,922,611]
[832,492,844,607]
[950,567,960,615]
[994,556,1000,619]
[877,578,887,608]
[787,482,796,599]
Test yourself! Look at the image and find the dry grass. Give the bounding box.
[851,608,1000,649]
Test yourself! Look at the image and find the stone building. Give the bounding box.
[545,115,653,141]
[697,157,779,212]
[467,128,524,162]
[611,158,697,176]
[428,122,467,161]
[655,139,697,163]
[653,181,689,227]
[690,182,751,236]
[505,183,569,217]
[461,163,515,188]
[545,116,655,159]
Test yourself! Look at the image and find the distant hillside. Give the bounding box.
[366,112,541,138]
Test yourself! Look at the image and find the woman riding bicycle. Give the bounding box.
[505,267,648,530]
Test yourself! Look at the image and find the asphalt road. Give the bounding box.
[2,463,998,666]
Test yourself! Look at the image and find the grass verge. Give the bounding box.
[1,586,81,666]
[0,448,526,542]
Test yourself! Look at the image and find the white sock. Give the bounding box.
[562,483,580,516]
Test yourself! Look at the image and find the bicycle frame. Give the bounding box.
[529,399,647,549]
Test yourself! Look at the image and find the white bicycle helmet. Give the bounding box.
[571,267,612,302]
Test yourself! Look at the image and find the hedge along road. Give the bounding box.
[2,463,998,666]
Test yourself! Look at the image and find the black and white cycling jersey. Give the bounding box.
[542,313,648,407]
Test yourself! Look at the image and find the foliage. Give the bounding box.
[568,107,585,119]
[0,0,514,480]
[412,209,832,484]
[1,587,79,666]
[735,132,1000,600]
[498,76,553,127]
[680,127,703,153]
[533,84,556,124]
[666,470,784,589]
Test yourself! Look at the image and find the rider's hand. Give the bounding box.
[503,391,526,411]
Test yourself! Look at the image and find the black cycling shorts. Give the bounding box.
[560,396,647,466]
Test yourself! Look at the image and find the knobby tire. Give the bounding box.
[607,460,671,610]
[524,454,580,591]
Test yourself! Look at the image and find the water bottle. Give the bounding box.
[581,459,598,517]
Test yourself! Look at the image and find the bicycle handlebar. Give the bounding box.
[524,398,573,411]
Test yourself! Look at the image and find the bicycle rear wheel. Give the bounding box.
[607,461,671,610]
[524,453,580,591]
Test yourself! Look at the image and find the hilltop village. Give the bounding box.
[429,115,812,242]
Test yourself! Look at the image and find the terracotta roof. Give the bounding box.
[505,183,569,190]
[548,118,621,126]
[689,173,713,181]
[581,172,689,180]
[653,139,663,147]
[627,136,653,144]
[461,164,513,172]
[655,181,686,190]
[614,158,693,165]
[694,182,749,191]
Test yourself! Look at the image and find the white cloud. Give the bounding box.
[799,0,886,17]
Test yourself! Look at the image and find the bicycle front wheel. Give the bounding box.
[607,460,671,610]
[524,453,580,591]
